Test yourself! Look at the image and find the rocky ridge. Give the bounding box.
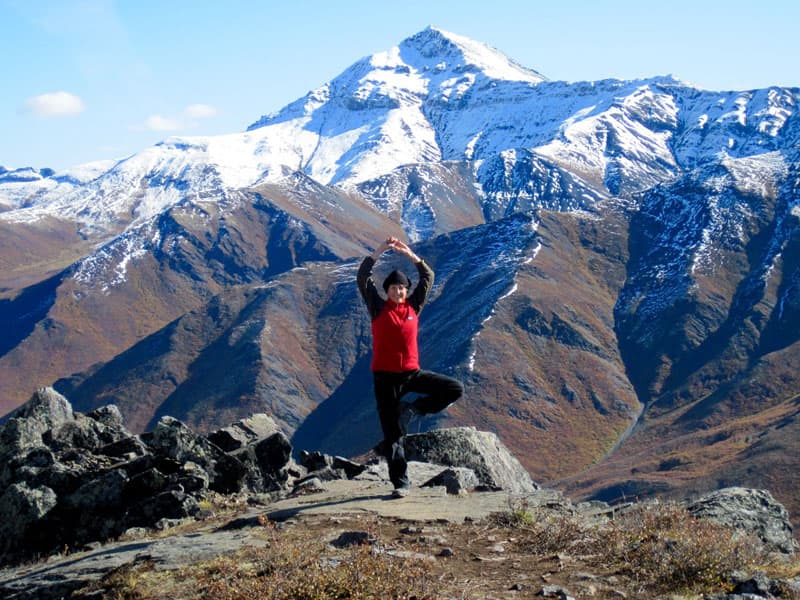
[1,388,797,599]
[0,387,538,567]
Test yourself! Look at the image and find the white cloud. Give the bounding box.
[144,114,183,131]
[184,104,217,119]
[24,91,86,117]
[140,103,218,132]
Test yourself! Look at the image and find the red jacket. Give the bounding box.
[357,256,434,372]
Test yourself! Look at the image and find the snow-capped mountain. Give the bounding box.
[5,27,794,237]
[0,161,115,212]
[2,27,799,521]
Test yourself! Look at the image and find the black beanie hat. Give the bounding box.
[382,270,411,292]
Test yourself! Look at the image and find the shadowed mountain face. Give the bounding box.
[1,180,403,418]
[562,159,800,513]
[2,28,799,522]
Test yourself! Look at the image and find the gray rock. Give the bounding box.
[146,416,247,494]
[0,521,269,599]
[403,427,538,493]
[297,465,345,483]
[125,467,170,500]
[45,416,104,451]
[422,467,480,495]
[1,418,52,461]
[731,572,777,596]
[538,584,576,599]
[329,531,375,548]
[87,404,125,430]
[253,431,292,473]
[127,490,200,525]
[9,387,74,429]
[299,449,331,472]
[705,592,774,600]
[208,413,280,451]
[147,416,222,465]
[0,399,301,567]
[331,456,367,479]
[29,459,84,497]
[46,412,132,453]
[231,431,292,492]
[353,459,452,485]
[208,452,248,494]
[175,461,210,493]
[687,487,797,555]
[299,451,367,480]
[0,482,57,559]
[0,389,74,461]
[2,445,55,489]
[293,477,325,494]
[62,469,128,511]
[96,435,149,458]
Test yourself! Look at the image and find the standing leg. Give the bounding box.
[405,370,463,415]
[373,371,409,489]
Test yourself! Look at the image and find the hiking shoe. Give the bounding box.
[399,403,420,435]
[391,485,411,499]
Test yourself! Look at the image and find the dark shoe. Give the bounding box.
[391,484,411,498]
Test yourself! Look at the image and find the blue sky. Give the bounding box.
[2,0,798,171]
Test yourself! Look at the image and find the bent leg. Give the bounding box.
[406,370,463,415]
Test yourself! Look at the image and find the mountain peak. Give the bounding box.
[399,26,547,84]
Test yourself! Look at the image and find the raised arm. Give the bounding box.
[358,237,434,315]
[357,238,393,319]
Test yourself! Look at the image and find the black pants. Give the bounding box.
[373,369,463,488]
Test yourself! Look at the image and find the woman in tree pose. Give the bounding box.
[357,237,464,497]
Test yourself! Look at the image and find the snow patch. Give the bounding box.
[74,220,158,293]
[467,223,540,372]
[721,151,787,198]
[522,242,543,265]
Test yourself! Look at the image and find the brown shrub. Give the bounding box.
[598,501,769,593]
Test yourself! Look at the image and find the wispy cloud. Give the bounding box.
[23,91,86,117]
[184,104,218,119]
[143,114,183,131]
[140,104,219,131]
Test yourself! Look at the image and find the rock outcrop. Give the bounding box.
[688,487,798,556]
[0,389,544,567]
[2,386,796,600]
[0,388,299,566]
[403,427,538,494]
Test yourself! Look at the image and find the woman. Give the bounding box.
[356,237,464,497]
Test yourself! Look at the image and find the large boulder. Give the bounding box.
[403,427,538,494]
[687,487,797,555]
[0,483,57,558]
[231,431,294,492]
[144,416,247,494]
[0,388,74,460]
[6,387,74,428]
[208,413,280,452]
[298,450,367,479]
[422,467,480,495]
[0,391,304,567]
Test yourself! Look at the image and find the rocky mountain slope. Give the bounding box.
[1,388,796,600]
[1,27,798,519]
